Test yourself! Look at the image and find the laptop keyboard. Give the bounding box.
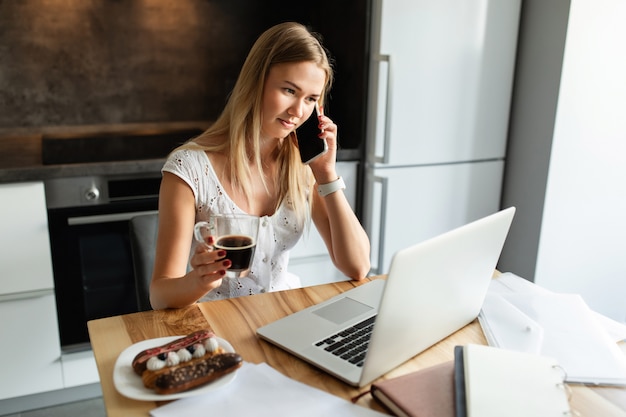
[314,316,377,367]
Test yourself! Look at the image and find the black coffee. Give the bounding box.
[215,234,256,271]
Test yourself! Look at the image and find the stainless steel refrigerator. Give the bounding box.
[363,0,522,274]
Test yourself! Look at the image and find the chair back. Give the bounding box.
[129,212,158,311]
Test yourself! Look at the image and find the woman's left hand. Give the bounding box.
[308,111,340,184]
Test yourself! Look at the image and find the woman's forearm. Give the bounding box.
[313,189,371,280]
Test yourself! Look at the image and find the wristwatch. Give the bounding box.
[317,177,346,197]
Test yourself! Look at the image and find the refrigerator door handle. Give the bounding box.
[373,54,392,164]
[370,175,388,276]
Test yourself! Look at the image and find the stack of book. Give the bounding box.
[369,344,571,417]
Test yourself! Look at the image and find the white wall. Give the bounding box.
[534,0,626,322]
[500,0,626,322]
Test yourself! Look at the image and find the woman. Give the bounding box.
[150,22,370,309]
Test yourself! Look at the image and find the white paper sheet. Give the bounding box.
[492,273,626,342]
[479,273,626,386]
[478,293,544,353]
[149,362,387,417]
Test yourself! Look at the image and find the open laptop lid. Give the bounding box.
[359,206,515,385]
[257,207,515,387]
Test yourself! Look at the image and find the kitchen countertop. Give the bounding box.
[0,158,168,184]
[0,121,210,184]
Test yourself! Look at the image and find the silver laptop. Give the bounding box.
[257,207,515,387]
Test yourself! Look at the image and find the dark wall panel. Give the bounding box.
[0,0,369,151]
[0,1,264,126]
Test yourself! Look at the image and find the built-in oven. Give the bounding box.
[45,173,161,352]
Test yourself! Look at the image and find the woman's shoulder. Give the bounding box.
[164,147,203,170]
[163,136,216,170]
[168,144,231,181]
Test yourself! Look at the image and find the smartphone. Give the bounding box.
[296,102,328,164]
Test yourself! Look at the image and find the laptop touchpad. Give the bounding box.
[313,297,373,324]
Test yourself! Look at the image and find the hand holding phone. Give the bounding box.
[296,102,328,164]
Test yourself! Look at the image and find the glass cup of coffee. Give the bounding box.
[194,213,260,279]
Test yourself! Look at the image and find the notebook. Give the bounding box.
[454,344,571,417]
[256,207,515,387]
[371,361,455,417]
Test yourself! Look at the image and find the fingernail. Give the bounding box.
[218,270,226,276]
[217,250,226,257]
[223,260,232,267]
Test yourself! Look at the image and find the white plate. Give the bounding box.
[113,335,238,401]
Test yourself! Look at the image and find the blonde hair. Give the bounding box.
[180,22,334,223]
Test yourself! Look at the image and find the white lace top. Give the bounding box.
[162,148,304,301]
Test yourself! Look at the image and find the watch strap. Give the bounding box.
[317,176,346,197]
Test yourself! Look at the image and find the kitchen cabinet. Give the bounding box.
[364,0,520,273]
[0,182,64,400]
[369,0,519,166]
[0,293,63,400]
[1,182,56,294]
[288,161,358,286]
[367,161,504,273]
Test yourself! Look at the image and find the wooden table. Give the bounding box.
[88,276,626,417]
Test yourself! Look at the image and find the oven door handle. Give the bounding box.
[67,210,158,226]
